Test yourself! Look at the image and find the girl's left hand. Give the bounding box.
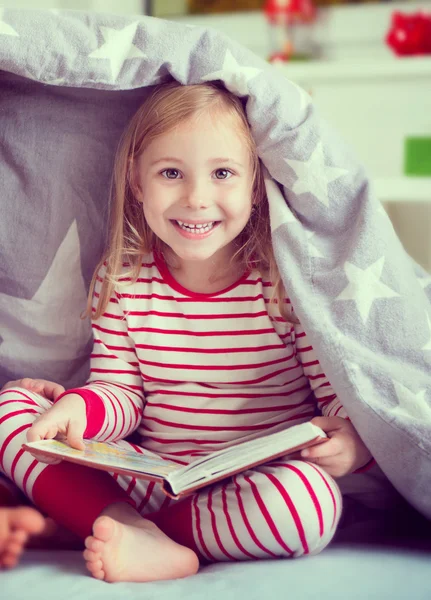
[300,416,372,478]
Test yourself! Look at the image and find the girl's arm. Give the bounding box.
[292,320,348,419]
[292,319,375,475]
[56,265,145,443]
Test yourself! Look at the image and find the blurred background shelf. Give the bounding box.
[275,57,431,83]
[375,178,431,203]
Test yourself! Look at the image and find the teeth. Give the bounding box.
[176,220,215,234]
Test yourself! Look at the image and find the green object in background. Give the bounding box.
[404,137,431,176]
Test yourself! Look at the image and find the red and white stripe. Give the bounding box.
[75,253,347,459]
[0,251,346,557]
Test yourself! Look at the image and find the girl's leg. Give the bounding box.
[146,457,342,562]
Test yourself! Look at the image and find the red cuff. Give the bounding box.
[353,457,376,474]
[55,389,106,438]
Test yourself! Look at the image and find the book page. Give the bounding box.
[24,439,180,479]
[168,421,327,494]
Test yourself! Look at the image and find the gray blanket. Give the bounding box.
[0,7,430,518]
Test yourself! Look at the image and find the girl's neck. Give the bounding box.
[161,246,245,295]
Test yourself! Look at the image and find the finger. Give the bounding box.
[304,454,341,466]
[286,451,303,460]
[28,451,62,465]
[20,378,38,390]
[311,416,345,432]
[28,380,54,397]
[51,384,66,402]
[66,420,86,451]
[301,438,342,459]
[26,420,58,443]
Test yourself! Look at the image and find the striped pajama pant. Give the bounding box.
[0,388,342,561]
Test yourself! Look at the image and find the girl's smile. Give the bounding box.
[171,219,221,238]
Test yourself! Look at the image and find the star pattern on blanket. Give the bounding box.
[420,274,431,289]
[289,81,311,115]
[265,175,298,232]
[0,9,19,37]
[422,312,431,352]
[335,257,400,323]
[88,22,146,81]
[284,142,348,207]
[201,50,262,97]
[306,231,325,258]
[0,221,90,367]
[392,381,431,421]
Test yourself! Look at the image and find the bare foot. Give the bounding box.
[0,506,46,568]
[83,505,199,583]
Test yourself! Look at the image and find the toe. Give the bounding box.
[6,540,24,556]
[85,536,104,553]
[84,535,96,550]
[86,558,103,572]
[11,507,45,534]
[86,559,104,579]
[2,551,20,568]
[92,569,105,580]
[92,516,115,543]
[10,530,28,545]
[83,549,99,562]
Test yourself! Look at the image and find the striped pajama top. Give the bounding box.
[75,252,347,460]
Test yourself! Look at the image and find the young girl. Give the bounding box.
[0,81,374,582]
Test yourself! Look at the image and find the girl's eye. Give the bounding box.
[161,168,181,179]
[214,169,232,180]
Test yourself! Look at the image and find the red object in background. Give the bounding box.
[386,11,431,56]
[264,0,316,25]
[264,0,317,62]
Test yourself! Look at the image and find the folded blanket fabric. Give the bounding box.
[0,8,430,518]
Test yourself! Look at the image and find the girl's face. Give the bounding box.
[132,111,254,268]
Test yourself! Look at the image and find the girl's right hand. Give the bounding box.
[1,377,65,401]
[26,394,87,452]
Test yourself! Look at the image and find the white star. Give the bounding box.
[0,221,91,379]
[265,174,297,232]
[419,274,431,290]
[335,257,400,323]
[285,142,348,207]
[201,49,262,97]
[422,312,431,352]
[306,230,325,258]
[289,80,311,115]
[88,23,146,81]
[392,381,431,421]
[0,8,19,37]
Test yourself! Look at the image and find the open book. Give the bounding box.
[23,421,326,499]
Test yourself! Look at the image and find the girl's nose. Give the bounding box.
[182,180,211,209]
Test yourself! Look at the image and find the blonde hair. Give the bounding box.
[86,80,289,320]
